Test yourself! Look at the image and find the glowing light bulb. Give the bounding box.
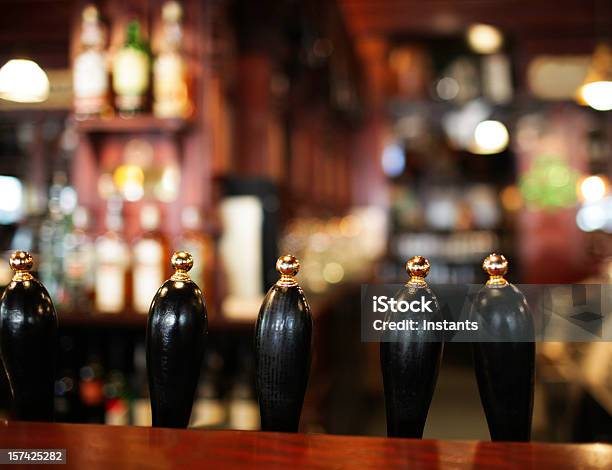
[0,59,49,103]
[471,120,509,155]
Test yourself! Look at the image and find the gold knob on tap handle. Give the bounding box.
[275,254,300,287]
[170,251,194,281]
[483,253,509,287]
[406,255,430,287]
[9,251,34,281]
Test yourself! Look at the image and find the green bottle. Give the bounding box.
[113,20,150,115]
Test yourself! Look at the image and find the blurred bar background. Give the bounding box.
[0,0,610,442]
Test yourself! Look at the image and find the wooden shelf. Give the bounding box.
[76,116,190,134]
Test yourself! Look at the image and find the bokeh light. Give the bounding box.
[467,24,503,54]
[580,81,612,111]
[0,175,23,224]
[436,77,460,100]
[113,164,145,202]
[578,175,608,203]
[471,120,509,154]
[381,143,406,177]
[576,203,607,232]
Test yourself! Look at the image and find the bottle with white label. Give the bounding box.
[73,4,109,119]
[132,204,168,314]
[95,203,129,314]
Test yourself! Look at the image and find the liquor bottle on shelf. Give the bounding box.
[39,172,71,307]
[470,253,535,442]
[153,1,191,119]
[254,255,312,432]
[147,251,208,428]
[380,256,444,438]
[63,206,94,312]
[73,4,109,119]
[177,206,213,298]
[0,251,58,421]
[112,19,150,116]
[132,204,168,314]
[94,200,130,314]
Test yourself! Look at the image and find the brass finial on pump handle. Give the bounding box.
[406,255,430,287]
[483,253,509,287]
[9,251,34,282]
[255,253,312,432]
[275,254,300,287]
[1,250,58,422]
[170,251,194,281]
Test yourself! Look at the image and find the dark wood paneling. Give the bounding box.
[0,0,74,68]
[340,0,605,45]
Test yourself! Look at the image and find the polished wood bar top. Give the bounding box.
[1,421,611,469]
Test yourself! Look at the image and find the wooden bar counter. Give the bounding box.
[1,421,611,469]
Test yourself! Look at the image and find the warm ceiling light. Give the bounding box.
[578,43,612,111]
[471,120,509,154]
[0,59,50,103]
[467,24,503,54]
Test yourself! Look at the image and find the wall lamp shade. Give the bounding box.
[578,43,612,111]
[0,59,50,103]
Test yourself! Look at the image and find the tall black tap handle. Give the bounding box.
[255,254,312,432]
[471,253,535,441]
[146,251,208,428]
[380,255,444,438]
[0,251,58,421]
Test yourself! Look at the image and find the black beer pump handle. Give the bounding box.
[472,253,535,442]
[146,251,208,428]
[255,254,313,432]
[0,251,58,421]
[380,256,444,438]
